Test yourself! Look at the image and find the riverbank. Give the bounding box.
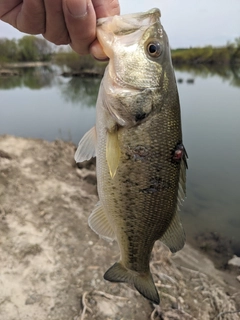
[0,135,239,320]
[171,45,240,65]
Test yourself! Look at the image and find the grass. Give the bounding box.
[171,44,240,65]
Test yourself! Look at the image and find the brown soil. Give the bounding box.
[0,135,239,320]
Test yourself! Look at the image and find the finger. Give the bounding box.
[90,0,120,59]
[0,0,46,34]
[43,0,70,45]
[90,39,109,60]
[63,0,97,55]
[92,0,120,18]
[0,0,22,21]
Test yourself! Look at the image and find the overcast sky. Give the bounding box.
[0,0,239,48]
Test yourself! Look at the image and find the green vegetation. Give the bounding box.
[1,35,240,68]
[52,49,107,73]
[171,38,240,65]
[0,36,52,63]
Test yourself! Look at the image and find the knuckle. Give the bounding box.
[92,0,120,16]
[43,32,70,46]
[18,23,45,35]
[70,43,89,55]
[109,0,120,14]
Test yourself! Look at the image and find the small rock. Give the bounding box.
[25,294,39,305]
[84,173,97,185]
[228,255,240,267]
[96,299,119,317]
[237,275,240,282]
[0,149,12,159]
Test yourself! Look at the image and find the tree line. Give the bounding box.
[1,35,240,66]
[171,38,240,65]
[0,36,53,63]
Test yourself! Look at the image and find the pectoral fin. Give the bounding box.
[106,129,120,178]
[88,202,116,241]
[74,126,97,163]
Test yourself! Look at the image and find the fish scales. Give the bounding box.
[75,8,187,305]
[98,92,181,263]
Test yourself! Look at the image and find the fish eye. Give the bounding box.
[147,41,162,57]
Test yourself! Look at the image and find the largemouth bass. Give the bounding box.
[75,8,187,305]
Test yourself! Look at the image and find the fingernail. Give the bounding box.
[66,0,87,17]
[90,41,109,60]
[93,56,109,62]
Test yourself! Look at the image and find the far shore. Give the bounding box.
[1,61,51,68]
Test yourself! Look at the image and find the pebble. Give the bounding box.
[228,255,240,267]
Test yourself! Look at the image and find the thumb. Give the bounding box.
[63,0,97,55]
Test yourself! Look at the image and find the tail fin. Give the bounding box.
[104,262,160,304]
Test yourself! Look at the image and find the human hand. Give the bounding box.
[0,0,120,59]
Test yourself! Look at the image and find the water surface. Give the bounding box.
[0,65,240,254]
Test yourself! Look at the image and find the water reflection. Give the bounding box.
[0,66,102,108]
[60,77,101,107]
[1,63,239,93]
[0,66,55,89]
[174,63,240,87]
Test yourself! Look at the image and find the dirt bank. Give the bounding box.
[0,135,239,320]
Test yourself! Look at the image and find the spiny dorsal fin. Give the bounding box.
[104,262,160,304]
[74,126,97,163]
[88,202,116,241]
[106,129,120,178]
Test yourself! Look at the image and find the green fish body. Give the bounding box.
[75,8,187,305]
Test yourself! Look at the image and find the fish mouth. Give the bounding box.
[96,8,161,56]
[97,8,161,35]
[97,8,165,93]
[96,8,163,88]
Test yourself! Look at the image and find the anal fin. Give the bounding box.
[88,202,116,241]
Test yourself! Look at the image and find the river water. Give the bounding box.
[0,64,240,254]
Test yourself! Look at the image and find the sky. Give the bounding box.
[0,0,239,48]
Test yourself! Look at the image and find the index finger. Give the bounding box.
[90,0,120,59]
[0,0,45,34]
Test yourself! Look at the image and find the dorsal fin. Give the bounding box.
[160,156,187,253]
[159,210,185,253]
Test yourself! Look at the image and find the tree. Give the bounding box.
[0,38,18,62]
[17,35,53,62]
[34,37,53,61]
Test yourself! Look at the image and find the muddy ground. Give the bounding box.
[0,135,239,320]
